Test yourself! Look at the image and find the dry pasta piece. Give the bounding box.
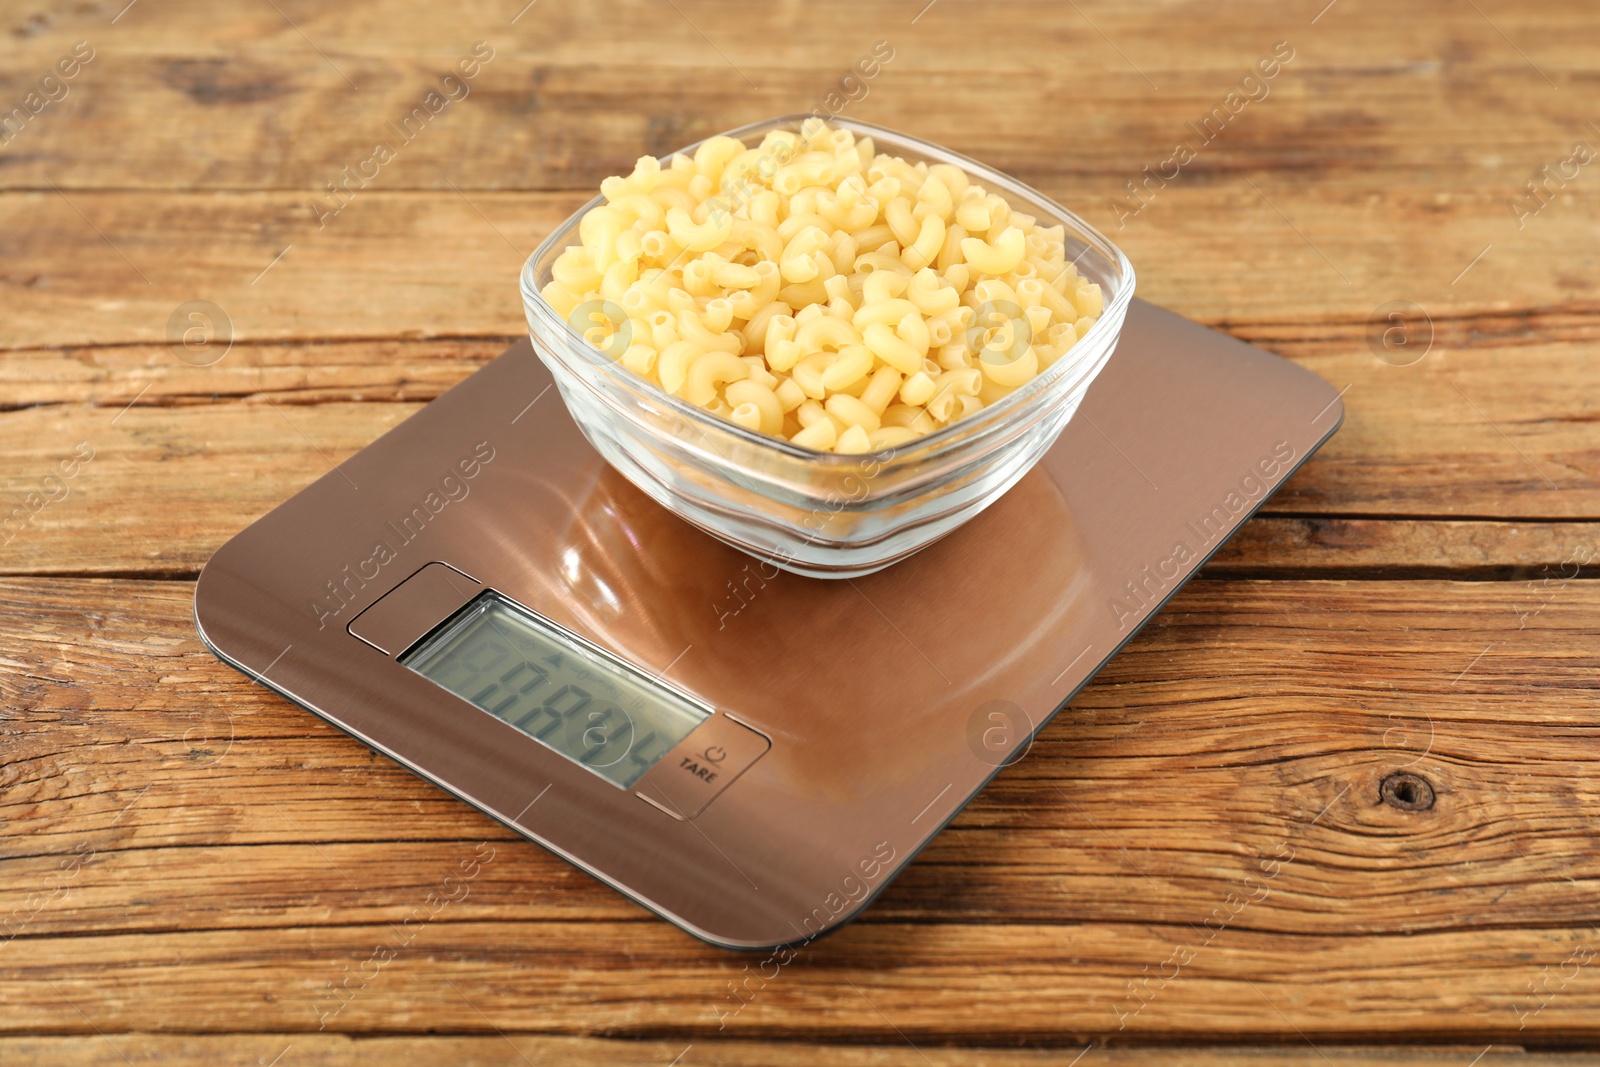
[859,366,902,414]
[726,379,785,434]
[685,351,749,406]
[835,424,873,454]
[825,393,882,433]
[980,345,1038,389]
[961,227,1026,276]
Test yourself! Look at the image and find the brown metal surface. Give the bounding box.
[193,298,1343,950]
[636,714,771,820]
[347,562,481,655]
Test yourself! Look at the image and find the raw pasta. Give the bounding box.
[542,119,1101,453]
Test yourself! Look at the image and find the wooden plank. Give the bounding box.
[9,922,1600,1039]
[0,414,1593,577]
[2,0,1596,191]
[0,190,580,350]
[0,339,507,410]
[4,321,1598,578]
[1207,518,1600,578]
[3,179,1594,352]
[10,576,1600,931]
[4,384,1595,574]
[0,400,415,577]
[4,577,1600,1039]
[0,1036,1579,1067]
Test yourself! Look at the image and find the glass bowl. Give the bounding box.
[520,114,1135,578]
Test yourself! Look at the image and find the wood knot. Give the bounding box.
[1380,772,1435,812]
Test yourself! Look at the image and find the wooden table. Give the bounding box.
[3,0,1598,1062]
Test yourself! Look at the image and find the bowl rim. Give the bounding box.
[521,112,1136,467]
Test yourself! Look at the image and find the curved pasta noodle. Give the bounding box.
[824,230,859,276]
[540,280,583,320]
[608,194,665,230]
[884,196,919,247]
[739,297,791,353]
[779,226,830,283]
[705,255,763,290]
[906,268,959,315]
[1074,283,1105,317]
[862,322,923,376]
[684,350,749,405]
[855,250,911,277]
[637,231,679,265]
[779,278,830,309]
[900,213,945,270]
[774,377,807,412]
[676,308,740,354]
[916,173,954,221]
[643,308,678,349]
[861,269,908,306]
[954,190,991,233]
[580,206,628,270]
[621,343,658,377]
[835,424,873,454]
[795,314,862,354]
[869,425,920,449]
[727,219,783,263]
[600,260,637,303]
[552,248,602,292]
[859,365,902,414]
[852,298,919,329]
[773,155,834,197]
[694,135,746,185]
[825,393,881,433]
[657,341,700,396]
[680,255,719,298]
[961,226,1027,276]
[881,403,938,434]
[768,336,803,373]
[899,370,937,407]
[791,351,834,400]
[725,379,784,434]
[819,179,878,231]
[790,416,837,451]
[820,343,874,391]
[822,273,856,317]
[728,401,762,432]
[666,206,732,252]
[651,185,697,214]
[980,344,1038,388]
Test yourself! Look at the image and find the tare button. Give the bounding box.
[635,715,769,820]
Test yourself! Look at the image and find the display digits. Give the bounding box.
[401,593,709,788]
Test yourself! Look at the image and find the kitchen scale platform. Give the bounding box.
[195,298,1342,950]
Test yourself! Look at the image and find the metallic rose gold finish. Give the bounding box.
[347,562,481,655]
[194,298,1343,950]
[636,715,771,820]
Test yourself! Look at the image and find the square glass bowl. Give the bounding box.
[520,114,1135,578]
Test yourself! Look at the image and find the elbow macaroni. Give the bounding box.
[545,119,1103,452]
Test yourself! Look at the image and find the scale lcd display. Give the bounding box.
[400,592,708,788]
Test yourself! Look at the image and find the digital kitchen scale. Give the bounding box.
[194,298,1342,950]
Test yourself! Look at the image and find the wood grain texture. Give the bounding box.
[4,577,1600,1041]
[4,0,1598,1057]
[1207,518,1600,578]
[2,0,1597,192]
[3,186,1596,351]
[3,328,1598,579]
[0,1036,1585,1067]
